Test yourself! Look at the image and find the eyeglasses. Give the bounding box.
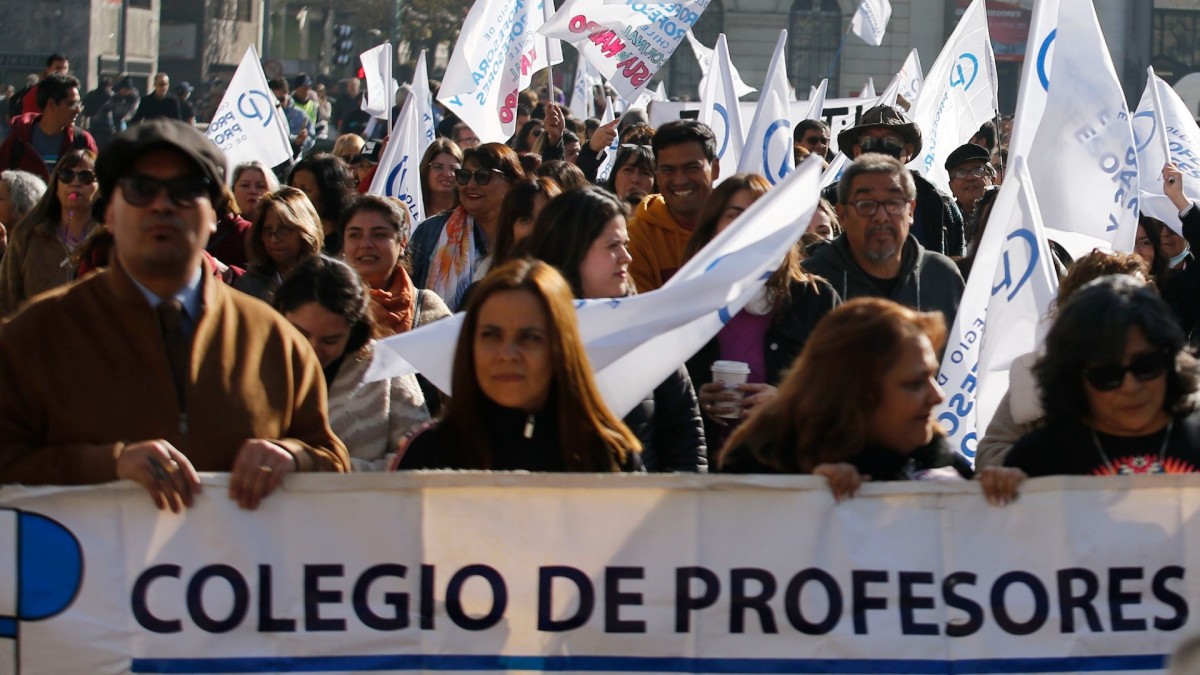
[857,136,907,157]
[951,166,994,180]
[454,168,508,186]
[428,162,460,174]
[1084,350,1171,391]
[117,175,212,208]
[847,199,909,217]
[58,168,97,185]
[262,227,296,241]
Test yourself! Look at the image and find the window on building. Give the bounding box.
[788,0,842,96]
[129,0,151,8]
[1153,9,1200,73]
[666,0,723,102]
[214,0,253,21]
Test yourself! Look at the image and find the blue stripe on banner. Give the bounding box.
[130,653,1169,674]
[0,616,16,638]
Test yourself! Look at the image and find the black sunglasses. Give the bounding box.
[1084,350,1171,391]
[117,175,212,208]
[857,136,907,158]
[454,168,507,186]
[58,168,97,185]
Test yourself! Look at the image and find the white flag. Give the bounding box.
[804,79,828,122]
[440,0,561,143]
[1007,0,1059,158]
[850,0,892,46]
[737,30,794,186]
[859,77,876,100]
[595,99,620,183]
[204,45,293,177]
[1134,69,1200,231]
[367,157,826,416]
[569,55,602,120]
[360,43,398,119]
[908,0,998,193]
[539,0,710,102]
[699,33,746,184]
[896,48,924,107]
[935,157,1059,463]
[688,30,756,99]
[653,81,668,101]
[368,79,429,227]
[1024,0,1139,256]
[412,50,436,146]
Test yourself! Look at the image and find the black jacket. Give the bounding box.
[1163,205,1200,344]
[822,170,965,256]
[686,278,841,464]
[722,434,973,480]
[622,365,707,472]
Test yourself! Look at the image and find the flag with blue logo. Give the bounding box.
[850,0,892,46]
[204,46,293,177]
[1134,69,1200,231]
[368,81,427,227]
[699,34,746,186]
[736,30,794,186]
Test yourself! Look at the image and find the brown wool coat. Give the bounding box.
[0,259,349,484]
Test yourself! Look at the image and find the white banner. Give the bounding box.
[360,42,398,119]
[1134,70,1200,231]
[688,30,756,100]
[412,50,437,146]
[4,474,1200,673]
[850,0,892,46]
[1007,0,1058,159]
[439,0,561,143]
[539,0,710,102]
[804,78,828,122]
[595,99,620,183]
[204,45,293,177]
[907,0,998,193]
[896,48,925,106]
[935,158,1059,461]
[369,157,825,417]
[736,30,794,186]
[1024,0,1139,256]
[698,33,747,184]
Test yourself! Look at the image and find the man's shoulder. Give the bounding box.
[628,195,676,233]
[1,272,107,336]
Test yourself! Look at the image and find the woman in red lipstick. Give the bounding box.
[394,258,642,472]
[0,149,98,316]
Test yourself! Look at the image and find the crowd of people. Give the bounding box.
[1,50,1200,521]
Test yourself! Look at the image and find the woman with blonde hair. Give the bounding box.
[394,259,642,472]
[233,187,324,301]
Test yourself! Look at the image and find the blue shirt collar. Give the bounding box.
[129,265,204,320]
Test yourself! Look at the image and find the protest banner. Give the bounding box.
[569,55,602,120]
[204,45,293,177]
[907,0,998,193]
[2,473,1198,673]
[737,31,793,185]
[369,157,825,417]
[896,48,925,106]
[688,30,756,100]
[1007,0,1058,159]
[850,0,892,46]
[539,0,711,103]
[1023,0,1139,256]
[412,50,437,146]
[934,158,1059,462]
[439,0,561,143]
[1134,69,1200,231]
[367,84,427,228]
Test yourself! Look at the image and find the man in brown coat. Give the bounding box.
[0,119,349,511]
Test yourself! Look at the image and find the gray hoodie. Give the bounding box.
[801,233,964,328]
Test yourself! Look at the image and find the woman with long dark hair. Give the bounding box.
[394,259,642,472]
[288,153,357,256]
[419,138,462,217]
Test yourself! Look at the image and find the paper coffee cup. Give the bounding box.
[710,360,751,419]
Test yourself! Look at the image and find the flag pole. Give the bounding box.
[825,31,848,82]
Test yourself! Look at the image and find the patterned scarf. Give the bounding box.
[369,264,417,336]
[426,206,479,311]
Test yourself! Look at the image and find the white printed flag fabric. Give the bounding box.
[1134,69,1200,231]
[688,30,756,99]
[736,30,794,186]
[204,46,293,177]
[850,0,892,46]
[699,33,747,184]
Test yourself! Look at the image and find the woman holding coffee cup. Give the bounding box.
[518,186,707,472]
[683,174,840,457]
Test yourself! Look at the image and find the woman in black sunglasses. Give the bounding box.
[1003,275,1200,479]
[408,143,525,311]
[0,148,98,317]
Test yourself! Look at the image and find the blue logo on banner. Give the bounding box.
[950,53,978,91]
[762,119,792,186]
[1132,111,1157,153]
[385,155,411,198]
[991,229,1039,302]
[1037,29,1057,91]
[1,509,83,673]
[714,103,731,158]
[237,90,276,128]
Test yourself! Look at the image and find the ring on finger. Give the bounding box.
[258,465,273,473]
[164,459,180,474]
